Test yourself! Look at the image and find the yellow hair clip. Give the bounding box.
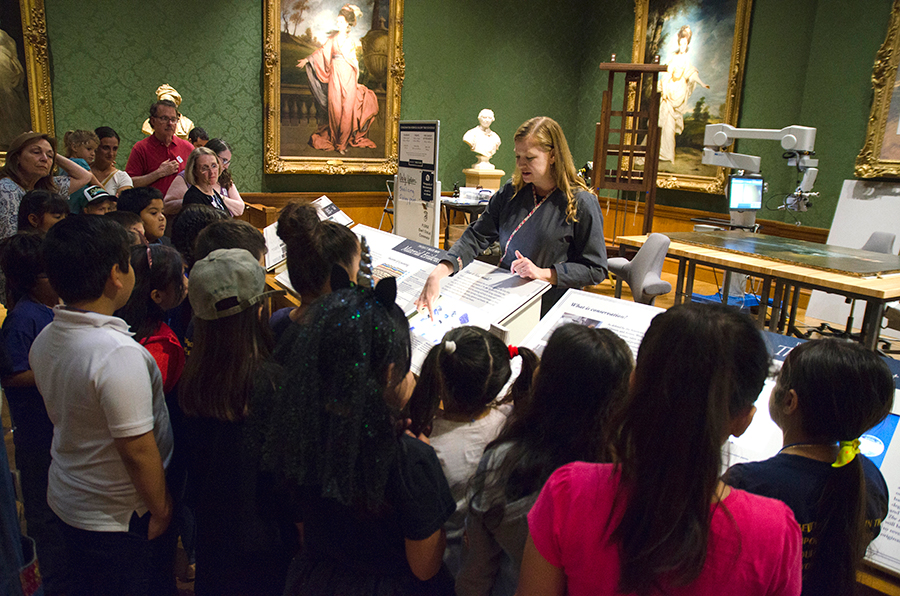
[832,439,861,468]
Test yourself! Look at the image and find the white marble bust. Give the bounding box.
[463,109,501,170]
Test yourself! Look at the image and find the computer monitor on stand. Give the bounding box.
[724,175,764,299]
[728,174,764,229]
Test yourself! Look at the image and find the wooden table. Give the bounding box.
[616,233,900,350]
[265,272,301,312]
[441,199,487,250]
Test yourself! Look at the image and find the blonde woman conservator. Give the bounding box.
[415,117,607,317]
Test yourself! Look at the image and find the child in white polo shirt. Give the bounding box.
[30,215,173,596]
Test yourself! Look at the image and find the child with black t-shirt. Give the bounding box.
[726,339,894,596]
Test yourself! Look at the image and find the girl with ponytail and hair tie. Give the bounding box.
[406,326,538,576]
[726,338,893,596]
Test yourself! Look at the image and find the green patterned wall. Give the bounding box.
[45,0,266,193]
[44,0,894,230]
[402,0,585,189]
[736,0,892,229]
[45,0,586,196]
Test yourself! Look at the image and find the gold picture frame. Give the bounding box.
[632,0,753,194]
[0,0,54,164]
[263,0,404,175]
[856,0,900,178]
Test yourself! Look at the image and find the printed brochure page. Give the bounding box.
[520,289,663,357]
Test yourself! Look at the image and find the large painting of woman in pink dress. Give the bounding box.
[268,0,400,173]
[296,4,378,155]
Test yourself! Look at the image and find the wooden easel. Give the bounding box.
[594,57,667,235]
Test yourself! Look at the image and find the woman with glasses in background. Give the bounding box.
[165,138,244,217]
[181,147,230,216]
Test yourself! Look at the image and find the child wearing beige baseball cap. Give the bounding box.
[178,247,295,594]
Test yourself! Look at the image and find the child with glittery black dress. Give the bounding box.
[257,278,455,596]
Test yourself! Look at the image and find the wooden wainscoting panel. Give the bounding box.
[242,192,390,230]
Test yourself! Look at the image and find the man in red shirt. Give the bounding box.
[125,100,194,195]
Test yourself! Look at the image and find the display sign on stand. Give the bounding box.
[395,121,441,247]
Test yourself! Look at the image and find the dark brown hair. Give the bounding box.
[179,305,274,421]
[194,219,266,262]
[115,244,186,343]
[611,303,768,594]
[277,201,359,298]
[773,339,893,596]
[407,326,537,435]
[470,324,633,527]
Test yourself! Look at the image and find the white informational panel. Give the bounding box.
[263,222,287,272]
[274,223,444,302]
[311,195,354,227]
[353,224,448,314]
[519,289,663,357]
[806,179,900,337]
[395,121,441,247]
[351,225,549,373]
[406,260,549,374]
[868,403,900,575]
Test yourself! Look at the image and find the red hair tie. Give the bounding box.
[508,345,519,359]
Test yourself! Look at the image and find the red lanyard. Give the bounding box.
[502,187,554,261]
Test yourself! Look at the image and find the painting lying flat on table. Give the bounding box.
[632,0,752,194]
[667,231,900,277]
[263,0,404,175]
[0,0,53,164]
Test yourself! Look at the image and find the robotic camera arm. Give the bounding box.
[701,124,819,212]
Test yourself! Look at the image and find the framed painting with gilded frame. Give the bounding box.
[263,0,404,175]
[856,0,900,179]
[632,0,752,194]
[0,0,53,165]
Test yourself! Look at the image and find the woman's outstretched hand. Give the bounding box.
[415,261,453,320]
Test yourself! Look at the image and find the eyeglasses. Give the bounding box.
[199,164,219,173]
[220,157,231,166]
[154,116,178,123]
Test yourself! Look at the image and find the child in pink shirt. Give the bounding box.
[520,303,803,596]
